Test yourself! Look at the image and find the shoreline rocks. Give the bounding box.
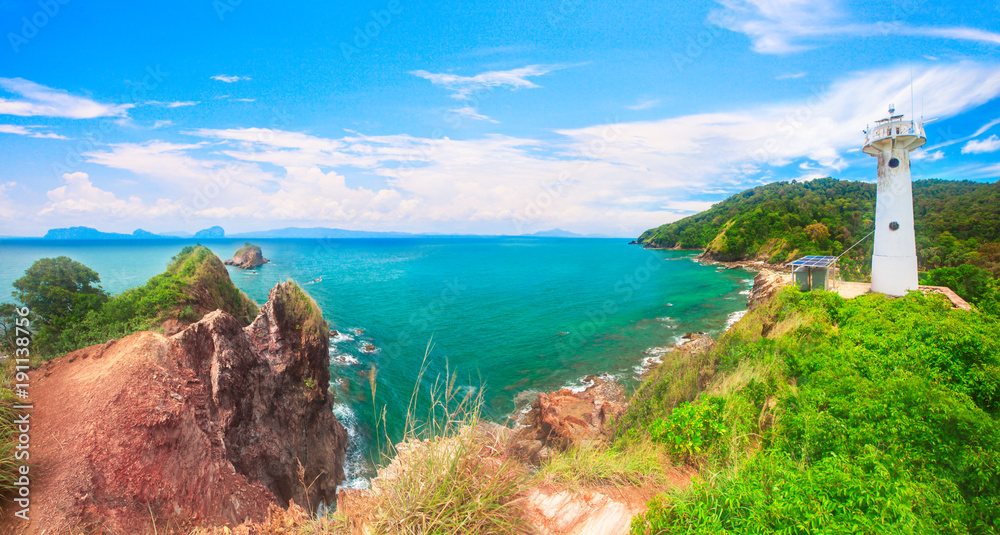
[513,376,626,461]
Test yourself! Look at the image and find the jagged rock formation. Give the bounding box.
[514,376,626,458]
[747,269,789,311]
[12,281,347,535]
[225,243,269,269]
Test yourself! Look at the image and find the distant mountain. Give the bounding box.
[43,227,171,240]
[193,226,226,239]
[524,229,584,238]
[228,227,415,239]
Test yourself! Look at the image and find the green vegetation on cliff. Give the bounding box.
[627,288,1000,534]
[3,245,258,360]
[638,178,1000,279]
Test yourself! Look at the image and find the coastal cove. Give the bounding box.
[0,237,753,485]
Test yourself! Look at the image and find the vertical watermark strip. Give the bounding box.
[10,306,33,521]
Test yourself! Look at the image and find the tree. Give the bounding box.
[804,222,831,242]
[11,257,108,330]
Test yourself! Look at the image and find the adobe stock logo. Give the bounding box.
[7,0,71,54]
[341,0,402,59]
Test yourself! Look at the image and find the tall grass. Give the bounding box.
[539,439,667,488]
[362,350,529,535]
[0,362,21,510]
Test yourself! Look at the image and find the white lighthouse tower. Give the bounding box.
[863,105,926,296]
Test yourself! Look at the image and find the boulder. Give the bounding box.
[515,376,626,454]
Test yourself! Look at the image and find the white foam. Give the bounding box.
[634,345,676,376]
[330,351,360,366]
[656,317,679,330]
[724,309,748,331]
[359,342,380,354]
[330,332,354,343]
[332,402,371,491]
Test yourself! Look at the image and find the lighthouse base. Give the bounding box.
[871,254,919,297]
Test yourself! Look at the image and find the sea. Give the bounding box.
[0,237,753,487]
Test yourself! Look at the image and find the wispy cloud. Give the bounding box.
[962,134,1000,154]
[627,98,661,111]
[450,107,499,123]
[711,0,1000,54]
[0,78,131,118]
[166,101,200,108]
[0,124,67,139]
[776,72,807,80]
[211,75,251,83]
[236,98,256,102]
[410,65,560,100]
[66,62,1000,235]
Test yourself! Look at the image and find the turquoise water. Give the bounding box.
[0,237,752,485]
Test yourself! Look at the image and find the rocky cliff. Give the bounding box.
[224,243,269,270]
[11,281,347,534]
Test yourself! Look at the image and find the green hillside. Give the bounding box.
[638,178,1000,279]
[627,287,1000,534]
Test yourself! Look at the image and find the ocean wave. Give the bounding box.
[332,402,371,490]
[656,316,677,325]
[329,350,360,366]
[359,342,380,354]
[330,331,354,344]
[724,309,748,331]
[634,345,678,376]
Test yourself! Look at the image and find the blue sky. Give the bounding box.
[1,0,999,237]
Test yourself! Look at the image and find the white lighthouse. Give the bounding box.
[863,105,926,296]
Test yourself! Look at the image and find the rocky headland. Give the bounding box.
[225,243,270,270]
[6,274,346,533]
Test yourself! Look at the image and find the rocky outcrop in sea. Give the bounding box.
[224,243,270,269]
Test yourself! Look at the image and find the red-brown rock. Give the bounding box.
[7,281,347,534]
[518,377,626,452]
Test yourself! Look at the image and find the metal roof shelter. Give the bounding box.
[787,255,838,292]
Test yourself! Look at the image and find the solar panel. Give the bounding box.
[787,255,837,268]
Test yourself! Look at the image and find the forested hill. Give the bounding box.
[638,178,1000,278]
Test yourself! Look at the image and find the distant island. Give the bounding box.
[21,225,624,240]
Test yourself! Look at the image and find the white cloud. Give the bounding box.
[962,134,1000,154]
[911,149,945,161]
[0,124,67,139]
[776,72,807,80]
[236,98,256,102]
[166,101,200,108]
[450,107,499,123]
[69,62,1000,236]
[0,78,131,118]
[40,172,180,218]
[627,98,661,111]
[410,65,560,100]
[152,120,173,129]
[711,0,1000,54]
[211,75,251,83]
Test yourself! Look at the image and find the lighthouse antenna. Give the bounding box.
[910,65,914,122]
